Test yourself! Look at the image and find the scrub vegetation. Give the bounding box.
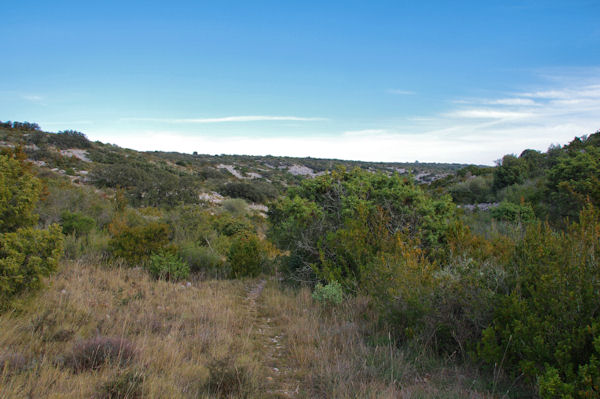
[1,121,600,398]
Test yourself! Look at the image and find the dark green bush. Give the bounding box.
[479,205,600,397]
[219,181,278,203]
[490,201,535,223]
[147,251,189,281]
[48,130,91,149]
[60,210,96,236]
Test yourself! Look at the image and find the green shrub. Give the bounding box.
[60,210,96,236]
[147,251,189,281]
[0,154,64,309]
[0,155,41,233]
[269,167,455,290]
[219,181,278,204]
[179,244,224,276]
[108,222,170,265]
[221,198,248,217]
[479,205,600,397]
[228,233,263,278]
[312,280,343,306]
[490,201,535,223]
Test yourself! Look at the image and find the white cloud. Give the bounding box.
[387,89,415,95]
[446,109,534,119]
[487,98,538,106]
[343,129,389,136]
[88,71,600,165]
[121,115,326,123]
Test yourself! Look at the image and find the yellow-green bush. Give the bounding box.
[228,233,264,278]
[0,154,64,309]
[108,221,171,265]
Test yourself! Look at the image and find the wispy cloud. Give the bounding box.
[90,70,600,165]
[121,115,326,123]
[21,94,44,102]
[387,89,415,95]
[343,129,389,136]
[486,98,538,106]
[445,109,534,119]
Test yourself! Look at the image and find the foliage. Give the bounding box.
[269,167,455,289]
[48,130,91,149]
[479,205,600,397]
[547,145,600,221]
[493,154,526,192]
[219,181,279,203]
[147,251,189,281]
[448,175,493,204]
[228,233,263,278]
[60,210,96,236]
[0,155,41,232]
[490,201,535,223]
[0,154,64,309]
[0,224,64,307]
[108,221,171,265]
[312,280,343,306]
[91,161,200,207]
[178,243,224,276]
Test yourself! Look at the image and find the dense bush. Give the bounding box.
[147,251,189,281]
[448,175,493,204]
[219,181,278,203]
[228,233,264,278]
[48,130,91,149]
[0,155,41,232]
[179,244,224,276]
[479,205,600,397]
[91,162,199,207]
[269,167,455,290]
[490,201,535,223]
[0,154,64,309]
[108,221,171,265]
[60,210,96,236]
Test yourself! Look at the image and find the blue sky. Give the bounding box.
[1,0,599,164]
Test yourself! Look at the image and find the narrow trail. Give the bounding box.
[244,279,301,398]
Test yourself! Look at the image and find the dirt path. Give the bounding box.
[245,279,301,398]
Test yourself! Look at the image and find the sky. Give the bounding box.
[1,0,599,165]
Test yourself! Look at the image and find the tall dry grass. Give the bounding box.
[259,282,500,398]
[1,260,503,398]
[0,259,261,398]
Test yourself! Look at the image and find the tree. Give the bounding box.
[493,154,526,191]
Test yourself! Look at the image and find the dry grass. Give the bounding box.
[0,259,261,398]
[1,260,504,398]
[258,281,500,398]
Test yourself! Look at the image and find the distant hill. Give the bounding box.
[0,121,471,207]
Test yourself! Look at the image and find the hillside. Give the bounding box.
[0,122,468,210]
[2,121,600,398]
